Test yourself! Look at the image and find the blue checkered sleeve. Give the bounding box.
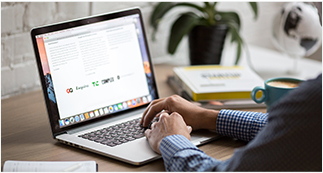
[160,135,225,171]
[217,109,268,141]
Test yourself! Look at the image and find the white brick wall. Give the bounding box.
[1,2,322,98]
[1,3,24,35]
[1,2,93,98]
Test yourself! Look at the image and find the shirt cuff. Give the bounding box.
[159,135,201,167]
[217,109,267,141]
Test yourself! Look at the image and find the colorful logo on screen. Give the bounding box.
[84,113,89,119]
[89,111,94,117]
[59,120,64,127]
[109,106,113,113]
[66,88,73,94]
[118,103,123,110]
[123,102,128,109]
[65,119,70,125]
[92,81,99,87]
[75,116,80,122]
[113,105,118,111]
[80,114,85,121]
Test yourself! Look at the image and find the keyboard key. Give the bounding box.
[80,135,90,139]
[115,136,123,140]
[126,137,135,141]
[120,134,127,138]
[106,143,116,147]
[89,133,96,137]
[94,138,106,143]
[103,132,111,136]
[89,136,100,141]
[105,136,113,140]
[111,134,118,137]
[129,128,136,132]
[113,140,123,145]
[135,126,142,130]
[100,129,107,133]
[101,139,115,144]
[120,138,128,143]
[133,133,145,139]
[97,134,105,138]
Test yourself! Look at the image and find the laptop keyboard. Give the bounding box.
[78,117,145,147]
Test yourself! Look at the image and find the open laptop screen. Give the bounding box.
[31,9,158,134]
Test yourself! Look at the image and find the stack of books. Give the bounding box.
[168,65,266,109]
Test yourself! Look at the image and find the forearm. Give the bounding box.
[195,109,219,131]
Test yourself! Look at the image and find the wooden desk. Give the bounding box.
[1,64,266,171]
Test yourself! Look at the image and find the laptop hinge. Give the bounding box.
[54,131,68,139]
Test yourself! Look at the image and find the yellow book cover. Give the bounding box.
[173,65,264,101]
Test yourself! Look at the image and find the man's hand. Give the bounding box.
[144,112,192,154]
[141,95,219,131]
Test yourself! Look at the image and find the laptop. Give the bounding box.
[30,7,220,165]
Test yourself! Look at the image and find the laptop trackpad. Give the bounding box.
[190,129,221,146]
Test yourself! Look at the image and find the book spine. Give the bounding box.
[173,66,264,101]
[194,91,253,101]
[173,71,195,100]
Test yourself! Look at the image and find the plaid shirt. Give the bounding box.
[159,74,322,171]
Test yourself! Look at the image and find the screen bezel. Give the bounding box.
[30,8,159,138]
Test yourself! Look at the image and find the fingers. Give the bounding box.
[144,128,151,138]
[144,111,191,154]
[141,98,163,126]
[169,112,192,134]
[141,95,181,126]
[155,110,170,118]
[159,112,169,119]
[187,126,192,133]
[141,98,163,122]
[150,121,157,129]
[141,99,168,127]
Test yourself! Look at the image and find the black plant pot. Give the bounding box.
[188,25,228,65]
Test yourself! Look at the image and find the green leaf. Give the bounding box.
[204,2,210,7]
[218,12,241,33]
[150,2,174,29]
[212,2,217,9]
[221,15,240,43]
[248,2,258,19]
[150,2,205,40]
[226,21,244,64]
[150,2,176,40]
[235,40,242,65]
[218,12,240,27]
[227,22,242,43]
[168,12,200,54]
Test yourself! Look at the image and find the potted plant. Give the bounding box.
[150,2,258,65]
